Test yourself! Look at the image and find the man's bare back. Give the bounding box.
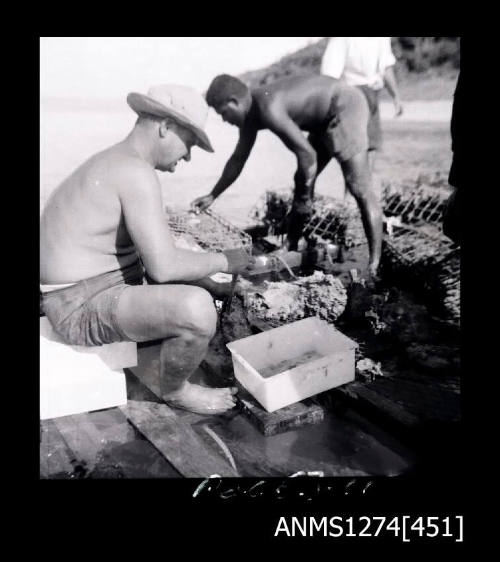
[40,142,144,284]
[250,74,340,133]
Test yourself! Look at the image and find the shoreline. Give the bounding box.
[41,97,453,123]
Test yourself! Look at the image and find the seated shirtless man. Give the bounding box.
[191,74,382,276]
[40,84,254,415]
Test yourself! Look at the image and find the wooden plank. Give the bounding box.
[237,390,325,436]
[337,382,421,430]
[121,400,239,477]
[199,412,375,477]
[40,419,75,478]
[53,412,118,474]
[43,408,182,478]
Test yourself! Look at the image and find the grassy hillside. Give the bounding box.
[239,37,460,101]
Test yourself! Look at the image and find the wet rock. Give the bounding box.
[356,358,384,382]
[376,291,438,344]
[405,343,460,373]
[242,270,347,326]
[220,296,253,343]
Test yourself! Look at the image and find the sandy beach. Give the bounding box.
[40,98,452,227]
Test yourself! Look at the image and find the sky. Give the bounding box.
[40,37,324,99]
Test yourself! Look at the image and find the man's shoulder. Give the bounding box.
[99,147,158,188]
[99,145,152,171]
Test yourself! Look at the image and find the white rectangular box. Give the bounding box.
[40,317,136,420]
[227,317,357,413]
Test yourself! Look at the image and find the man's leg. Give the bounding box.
[115,283,237,414]
[367,150,382,201]
[340,151,383,276]
[287,139,332,251]
[367,150,376,174]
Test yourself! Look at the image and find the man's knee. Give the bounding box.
[177,286,217,340]
[342,153,370,188]
[347,177,376,207]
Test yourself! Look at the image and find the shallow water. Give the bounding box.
[197,403,415,477]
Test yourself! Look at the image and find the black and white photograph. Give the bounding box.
[39,36,462,494]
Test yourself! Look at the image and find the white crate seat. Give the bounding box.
[40,316,137,420]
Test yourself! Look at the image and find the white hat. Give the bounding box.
[127,84,214,152]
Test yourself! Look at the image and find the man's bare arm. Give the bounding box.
[183,277,231,299]
[263,106,319,248]
[118,163,229,283]
[264,106,318,201]
[211,127,258,199]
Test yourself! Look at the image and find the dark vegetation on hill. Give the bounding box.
[239,37,460,96]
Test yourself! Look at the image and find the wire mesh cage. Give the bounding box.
[304,197,365,248]
[249,190,366,248]
[381,223,460,326]
[380,177,460,327]
[382,223,456,271]
[382,180,451,226]
[166,208,252,254]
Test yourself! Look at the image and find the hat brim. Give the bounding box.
[127,92,214,153]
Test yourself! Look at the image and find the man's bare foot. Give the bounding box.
[368,261,379,278]
[162,382,238,415]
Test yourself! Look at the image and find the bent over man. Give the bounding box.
[191,74,383,276]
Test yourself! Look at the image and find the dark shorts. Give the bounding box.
[309,83,370,163]
[42,261,144,346]
[357,85,382,151]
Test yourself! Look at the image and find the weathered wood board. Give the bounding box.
[40,407,181,479]
[121,400,239,478]
[236,388,325,436]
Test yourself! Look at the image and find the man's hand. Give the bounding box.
[221,248,256,275]
[191,193,215,214]
[393,99,403,118]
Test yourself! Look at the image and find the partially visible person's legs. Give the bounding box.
[357,86,382,193]
[322,86,383,275]
[357,86,382,151]
[340,151,383,276]
[115,284,237,414]
[367,149,376,174]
